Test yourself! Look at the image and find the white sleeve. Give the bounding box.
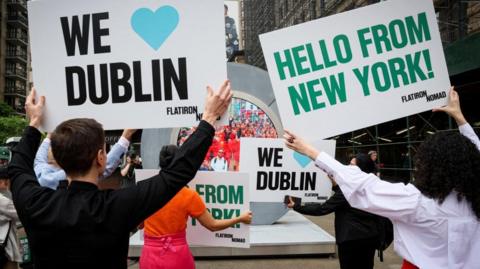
[0,194,18,221]
[101,137,129,179]
[459,123,480,151]
[314,152,421,221]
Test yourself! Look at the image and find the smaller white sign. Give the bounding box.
[239,138,336,203]
[136,170,250,248]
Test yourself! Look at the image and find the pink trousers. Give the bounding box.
[140,231,195,269]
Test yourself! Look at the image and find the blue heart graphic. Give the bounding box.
[131,6,179,50]
[293,152,312,168]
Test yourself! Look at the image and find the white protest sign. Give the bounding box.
[260,0,450,140]
[239,138,336,203]
[28,0,226,131]
[135,170,250,248]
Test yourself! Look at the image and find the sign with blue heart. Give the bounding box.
[240,138,336,203]
[27,0,227,131]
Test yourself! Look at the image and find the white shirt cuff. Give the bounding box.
[458,123,473,134]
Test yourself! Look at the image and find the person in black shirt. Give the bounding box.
[287,153,380,269]
[8,81,233,269]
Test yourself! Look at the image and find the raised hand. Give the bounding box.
[283,130,319,160]
[287,196,295,208]
[202,80,233,125]
[239,210,253,224]
[121,129,137,141]
[25,88,46,129]
[432,87,467,125]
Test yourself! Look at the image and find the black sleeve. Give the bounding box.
[111,120,215,230]
[293,190,348,216]
[8,126,52,220]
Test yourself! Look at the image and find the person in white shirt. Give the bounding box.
[283,88,480,269]
[210,149,228,171]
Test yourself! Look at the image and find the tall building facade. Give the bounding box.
[0,0,30,115]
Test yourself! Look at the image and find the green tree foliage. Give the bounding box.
[0,102,15,117]
[0,116,28,145]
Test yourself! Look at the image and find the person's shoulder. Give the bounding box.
[182,187,198,197]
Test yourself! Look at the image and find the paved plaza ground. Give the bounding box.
[128,213,403,269]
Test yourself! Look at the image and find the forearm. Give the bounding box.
[102,137,129,179]
[34,138,50,177]
[314,152,420,220]
[293,203,334,216]
[210,217,242,231]
[9,127,42,194]
[121,120,214,228]
[120,164,130,177]
[459,123,480,151]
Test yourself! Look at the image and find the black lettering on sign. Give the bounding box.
[66,66,87,106]
[110,62,132,103]
[163,58,188,100]
[60,12,111,56]
[258,148,283,167]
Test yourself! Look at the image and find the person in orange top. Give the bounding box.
[140,145,252,269]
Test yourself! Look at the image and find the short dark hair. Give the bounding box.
[414,132,480,219]
[51,118,105,176]
[0,167,8,180]
[355,153,376,174]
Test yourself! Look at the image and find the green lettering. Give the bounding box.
[357,28,373,58]
[389,19,408,49]
[321,73,347,105]
[406,51,427,83]
[405,12,431,45]
[288,83,311,115]
[217,185,227,204]
[306,79,325,110]
[211,208,222,219]
[305,43,324,71]
[319,40,337,68]
[353,66,371,96]
[371,24,392,55]
[274,49,296,80]
[205,184,216,203]
[388,57,409,88]
[333,35,352,64]
[372,62,391,92]
[292,45,310,76]
[229,186,243,205]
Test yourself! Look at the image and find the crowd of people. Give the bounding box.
[178,99,278,171]
[0,81,478,269]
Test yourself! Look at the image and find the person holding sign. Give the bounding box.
[287,153,380,269]
[283,88,480,269]
[34,130,134,190]
[140,145,252,269]
[8,81,232,269]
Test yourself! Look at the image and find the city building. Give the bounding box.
[242,0,480,182]
[0,0,30,115]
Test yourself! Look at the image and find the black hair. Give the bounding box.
[413,132,480,219]
[0,167,8,179]
[159,145,179,169]
[128,151,137,159]
[355,153,376,174]
[224,4,228,10]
